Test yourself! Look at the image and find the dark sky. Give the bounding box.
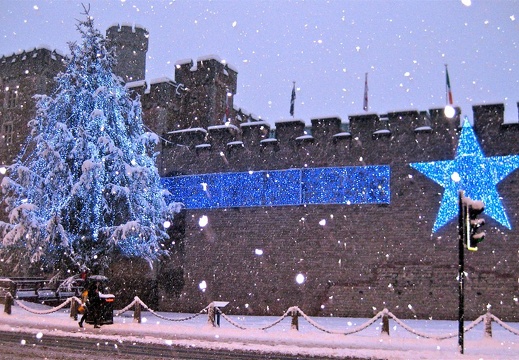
[1,0,518,126]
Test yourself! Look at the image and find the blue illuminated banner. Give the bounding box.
[162,165,390,209]
[302,166,390,205]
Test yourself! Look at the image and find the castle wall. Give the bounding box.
[0,48,66,165]
[106,24,148,83]
[157,106,519,322]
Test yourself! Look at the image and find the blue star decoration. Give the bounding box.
[410,119,519,232]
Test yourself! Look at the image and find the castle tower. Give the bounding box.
[173,56,238,128]
[106,24,148,83]
[0,48,65,165]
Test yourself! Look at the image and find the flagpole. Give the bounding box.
[445,64,448,105]
[290,81,296,118]
[445,64,453,105]
[363,72,369,112]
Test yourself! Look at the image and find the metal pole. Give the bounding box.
[458,190,465,355]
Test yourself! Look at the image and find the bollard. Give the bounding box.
[215,307,221,327]
[134,299,141,323]
[4,292,13,315]
[207,304,216,327]
[381,311,390,336]
[291,308,299,331]
[484,310,493,338]
[70,298,78,320]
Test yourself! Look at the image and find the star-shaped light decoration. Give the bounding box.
[410,119,519,232]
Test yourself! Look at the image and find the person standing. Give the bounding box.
[78,286,89,328]
[88,281,102,328]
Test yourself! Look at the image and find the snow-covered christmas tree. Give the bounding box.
[0,8,180,275]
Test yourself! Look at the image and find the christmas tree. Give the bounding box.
[0,8,180,274]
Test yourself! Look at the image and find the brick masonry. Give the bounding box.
[158,107,519,322]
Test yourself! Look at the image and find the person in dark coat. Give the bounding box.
[87,281,102,328]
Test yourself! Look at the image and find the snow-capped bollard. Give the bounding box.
[4,292,13,315]
[207,304,216,327]
[70,298,79,320]
[208,301,228,327]
[134,298,141,323]
[484,310,493,338]
[291,308,299,331]
[381,309,390,336]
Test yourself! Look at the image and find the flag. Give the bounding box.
[363,72,369,111]
[445,65,453,105]
[290,82,296,117]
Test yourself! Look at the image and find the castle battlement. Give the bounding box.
[159,102,519,177]
[106,23,149,49]
[174,55,238,95]
[106,24,148,83]
[0,48,65,79]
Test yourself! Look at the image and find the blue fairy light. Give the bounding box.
[0,11,178,271]
[162,165,390,209]
[410,119,519,232]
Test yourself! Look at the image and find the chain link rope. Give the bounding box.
[7,293,519,339]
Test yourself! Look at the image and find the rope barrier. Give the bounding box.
[137,297,208,322]
[115,296,208,322]
[7,293,519,340]
[491,314,519,336]
[217,306,294,331]
[387,312,485,340]
[295,306,385,335]
[114,296,139,316]
[13,296,78,315]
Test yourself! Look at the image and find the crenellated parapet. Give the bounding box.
[0,48,66,80]
[471,103,519,156]
[0,47,67,164]
[158,103,519,176]
[171,56,238,128]
[241,121,271,148]
[106,23,149,82]
[174,56,238,95]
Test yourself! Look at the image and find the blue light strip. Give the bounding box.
[302,166,390,205]
[162,165,390,209]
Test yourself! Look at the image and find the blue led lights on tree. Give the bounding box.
[411,119,519,232]
[0,8,180,273]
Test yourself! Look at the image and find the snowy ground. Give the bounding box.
[1,301,518,360]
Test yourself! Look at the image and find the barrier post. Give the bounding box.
[381,310,390,336]
[215,307,221,327]
[207,301,228,327]
[133,298,141,323]
[484,309,493,338]
[208,303,216,327]
[4,292,13,315]
[70,298,78,320]
[291,308,299,331]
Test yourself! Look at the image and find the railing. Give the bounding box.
[3,292,519,340]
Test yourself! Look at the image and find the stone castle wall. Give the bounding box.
[156,104,519,322]
[1,26,518,321]
[0,48,66,165]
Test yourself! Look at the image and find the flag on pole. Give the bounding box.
[290,81,296,117]
[363,72,369,111]
[445,64,453,105]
